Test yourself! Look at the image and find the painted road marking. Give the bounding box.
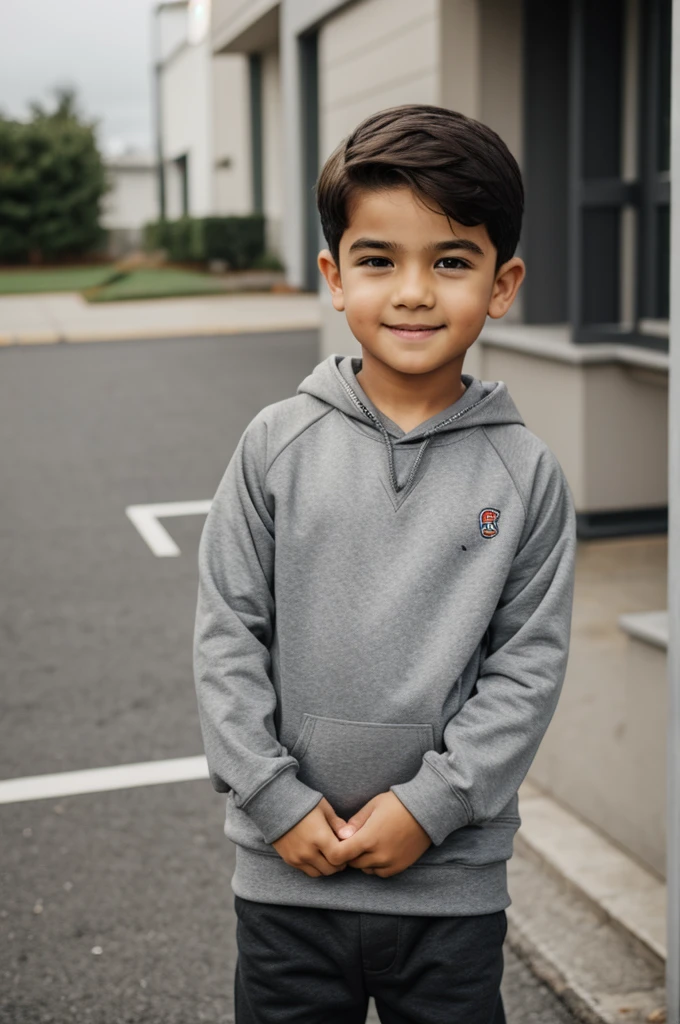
[0,756,210,805]
[126,500,212,556]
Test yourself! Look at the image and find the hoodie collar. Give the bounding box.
[296,354,524,496]
[335,355,491,441]
[298,354,524,440]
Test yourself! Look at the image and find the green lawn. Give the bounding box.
[0,266,115,294]
[84,268,227,303]
[0,265,231,302]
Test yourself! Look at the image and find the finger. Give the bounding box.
[340,802,375,838]
[349,851,390,870]
[307,850,346,876]
[316,818,360,866]
[315,798,350,838]
[298,863,322,877]
[334,827,375,862]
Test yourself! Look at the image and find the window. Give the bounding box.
[522,0,671,351]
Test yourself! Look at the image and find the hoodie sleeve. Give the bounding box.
[390,446,577,847]
[193,415,324,845]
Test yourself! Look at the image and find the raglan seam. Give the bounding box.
[262,400,335,483]
[481,426,529,524]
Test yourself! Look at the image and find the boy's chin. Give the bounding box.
[357,341,465,374]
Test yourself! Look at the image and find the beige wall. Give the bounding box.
[472,343,668,513]
[584,365,668,510]
[262,46,284,255]
[478,0,523,166]
[162,40,214,217]
[212,52,253,215]
[439,0,522,162]
[530,535,668,877]
[318,0,440,162]
[102,165,157,231]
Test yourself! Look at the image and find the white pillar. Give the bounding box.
[667,1,680,1017]
[281,0,305,290]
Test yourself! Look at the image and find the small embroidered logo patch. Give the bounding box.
[479,507,501,538]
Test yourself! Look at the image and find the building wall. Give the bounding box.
[530,534,668,877]
[261,46,284,255]
[212,0,279,52]
[158,2,190,62]
[161,38,214,217]
[101,164,158,231]
[212,52,253,214]
[318,0,440,162]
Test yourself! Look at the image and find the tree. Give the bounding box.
[0,86,110,263]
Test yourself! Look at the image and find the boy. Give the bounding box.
[193,104,576,1023]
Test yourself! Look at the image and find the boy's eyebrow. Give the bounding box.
[348,237,486,257]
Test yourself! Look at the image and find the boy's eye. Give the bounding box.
[357,256,471,270]
[435,257,470,270]
[359,257,392,268]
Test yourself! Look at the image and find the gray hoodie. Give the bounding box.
[193,353,576,916]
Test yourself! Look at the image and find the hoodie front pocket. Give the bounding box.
[291,713,434,822]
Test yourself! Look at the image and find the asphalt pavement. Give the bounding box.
[1,329,583,1023]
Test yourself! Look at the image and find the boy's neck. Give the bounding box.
[355,349,468,434]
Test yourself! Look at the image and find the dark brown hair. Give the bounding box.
[316,104,524,270]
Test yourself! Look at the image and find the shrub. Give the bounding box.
[0,87,109,263]
[143,214,266,269]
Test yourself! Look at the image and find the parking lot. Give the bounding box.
[0,330,580,1023]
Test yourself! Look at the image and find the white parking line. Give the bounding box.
[126,501,212,556]
[0,755,210,804]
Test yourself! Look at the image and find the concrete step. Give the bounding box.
[507,782,667,1024]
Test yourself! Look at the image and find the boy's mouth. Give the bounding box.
[384,323,444,340]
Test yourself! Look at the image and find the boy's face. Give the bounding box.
[318,186,525,377]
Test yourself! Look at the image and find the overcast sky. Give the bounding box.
[1,0,162,156]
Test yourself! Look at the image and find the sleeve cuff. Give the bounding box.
[240,765,324,844]
[390,756,470,846]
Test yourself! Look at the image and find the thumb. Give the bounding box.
[318,798,354,839]
[337,801,374,840]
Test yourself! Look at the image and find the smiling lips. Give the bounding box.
[384,323,444,340]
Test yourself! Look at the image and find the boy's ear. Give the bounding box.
[317,249,345,311]
[487,257,526,319]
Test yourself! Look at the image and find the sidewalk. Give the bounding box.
[511,780,667,1024]
[0,291,321,345]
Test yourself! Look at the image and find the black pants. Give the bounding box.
[234,894,507,1024]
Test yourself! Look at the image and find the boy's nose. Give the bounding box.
[391,273,436,309]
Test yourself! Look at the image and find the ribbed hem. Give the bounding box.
[231,846,510,916]
[240,767,323,844]
[390,757,469,846]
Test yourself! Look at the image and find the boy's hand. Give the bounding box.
[271,797,353,877]
[328,792,432,877]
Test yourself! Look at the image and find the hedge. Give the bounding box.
[0,87,109,263]
[143,215,266,270]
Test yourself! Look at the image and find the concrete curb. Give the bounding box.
[507,782,667,1024]
[507,913,627,1024]
[517,782,666,963]
[0,321,320,347]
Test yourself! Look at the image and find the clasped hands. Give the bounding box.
[271,791,432,879]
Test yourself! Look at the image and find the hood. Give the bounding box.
[297,353,525,496]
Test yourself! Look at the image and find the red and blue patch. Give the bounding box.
[479,507,501,538]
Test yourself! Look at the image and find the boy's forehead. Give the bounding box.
[342,186,492,252]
